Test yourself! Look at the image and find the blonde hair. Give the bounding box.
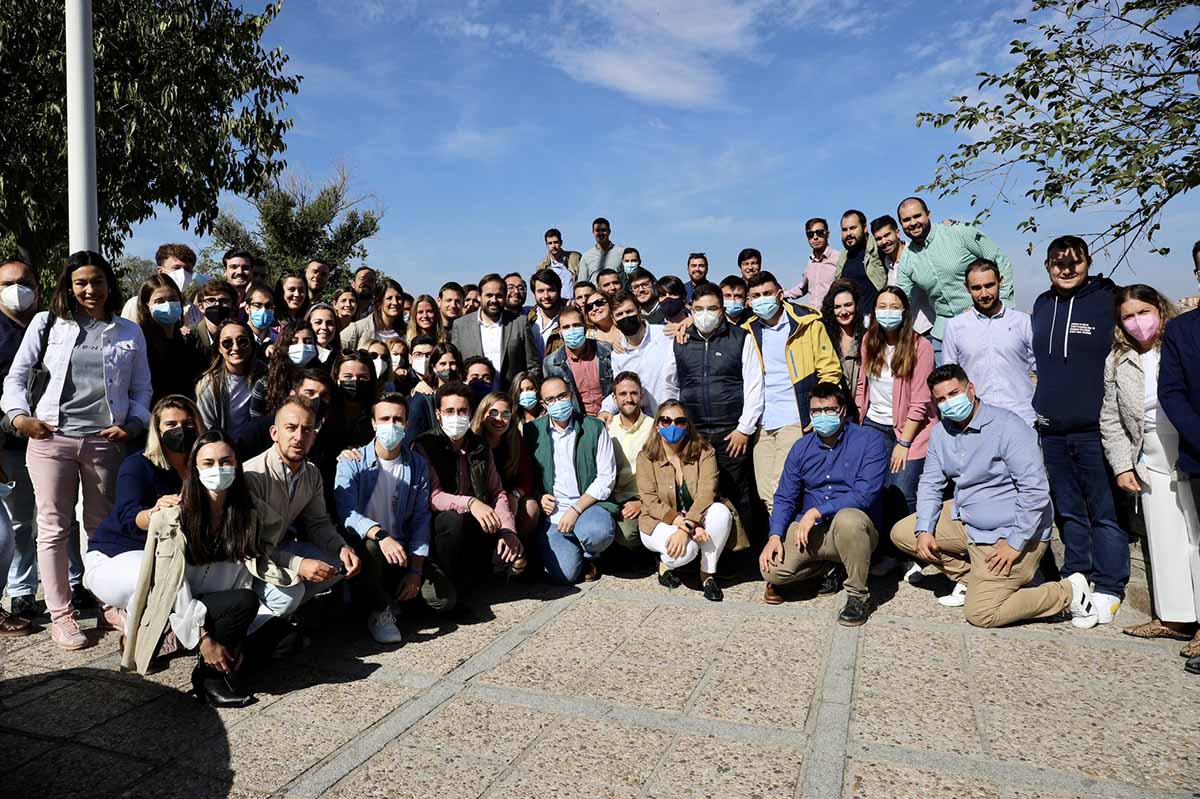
[144,395,206,469]
[1112,284,1177,355]
[471,392,522,475]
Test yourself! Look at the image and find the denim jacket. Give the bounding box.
[1,311,152,430]
[334,442,432,557]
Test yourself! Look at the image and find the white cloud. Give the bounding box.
[437,127,520,161]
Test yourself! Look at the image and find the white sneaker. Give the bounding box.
[367,608,404,644]
[1092,592,1121,624]
[937,582,968,607]
[1067,573,1098,629]
[902,561,925,585]
[869,554,898,577]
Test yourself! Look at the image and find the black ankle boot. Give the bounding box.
[191,657,254,708]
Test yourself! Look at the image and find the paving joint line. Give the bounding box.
[796,623,861,799]
[959,628,993,758]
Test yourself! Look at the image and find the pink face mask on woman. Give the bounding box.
[1123,312,1160,344]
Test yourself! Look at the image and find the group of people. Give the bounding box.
[1,199,1198,709]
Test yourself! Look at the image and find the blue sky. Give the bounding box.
[125,0,1200,310]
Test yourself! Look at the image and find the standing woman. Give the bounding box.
[1101,285,1200,647]
[136,275,206,404]
[122,430,281,707]
[404,342,462,445]
[342,278,406,351]
[854,286,935,577]
[510,371,544,428]
[406,293,445,343]
[822,279,866,418]
[584,292,621,347]
[250,321,318,419]
[273,270,311,328]
[635,400,732,601]
[332,288,359,332]
[305,302,342,372]
[473,392,541,545]
[1,251,152,649]
[194,319,264,449]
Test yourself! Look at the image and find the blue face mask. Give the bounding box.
[518,390,538,409]
[547,398,574,422]
[658,424,686,445]
[750,295,779,319]
[150,301,182,326]
[288,343,317,366]
[810,412,842,437]
[938,393,974,423]
[723,300,745,317]
[249,307,275,329]
[375,422,405,450]
[875,309,904,330]
[623,260,640,274]
[562,327,587,349]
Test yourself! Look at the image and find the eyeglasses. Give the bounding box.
[357,349,385,361]
[247,300,273,310]
[585,299,608,311]
[657,416,688,427]
[487,408,513,421]
[220,336,252,351]
[806,229,828,238]
[810,408,841,417]
[544,391,571,404]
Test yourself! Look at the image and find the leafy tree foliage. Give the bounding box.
[917,0,1199,261]
[0,0,300,285]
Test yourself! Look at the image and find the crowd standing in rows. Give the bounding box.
[1,201,1199,708]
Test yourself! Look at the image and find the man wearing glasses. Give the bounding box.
[784,219,841,312]
[243,282,278,351]
[189,279,241,356]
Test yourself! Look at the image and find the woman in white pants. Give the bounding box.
[1100,284,1200,649]
[635,400,732,601]
[84,396,203,640]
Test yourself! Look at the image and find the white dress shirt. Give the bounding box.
[548,419,616,524]
[759,315,803,430]
[479,313,504,375]
[601,324,679,416]
[736,332,766,436]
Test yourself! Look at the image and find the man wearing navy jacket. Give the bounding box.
[1031,235,1128,626]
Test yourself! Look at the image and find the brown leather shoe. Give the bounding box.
[763,584,784,605]
[582,560,600,582]
[0,608,33,636]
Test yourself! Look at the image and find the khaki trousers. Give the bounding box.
[761,508,877,599]
[891,500,1073,628]
[754,422,807,512]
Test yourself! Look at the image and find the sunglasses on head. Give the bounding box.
[220,336,252,351]
[357,349,384,360]
[657,415,688,427]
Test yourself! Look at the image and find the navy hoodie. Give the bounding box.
[1031,275,1117,434]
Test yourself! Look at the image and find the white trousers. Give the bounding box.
[640,503,732,574]
[82,549,143,626]
[1141,424,1200,623]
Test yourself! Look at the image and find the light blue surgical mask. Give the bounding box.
[375,422,405,450]
[518,390,538,409]
[750,296,779,320]
[623,260,640,274]
[562,327,587,349]
[249,307,275,329]
[810,412,842,437]
[876,309,904,330]
[547,398,574,422]
[288,343,317,366]
[198,466,236,492]
[150,301,182,326]
[723,300,744,317]
[938,393,974,423]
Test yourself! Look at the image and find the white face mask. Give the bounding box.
[411,355,428,376]
[372,357,387,378]
[0,284,35,313]
[440,414,470,440]
[166,267,193,294]
[197,465,236,492]
[693,309,722,335]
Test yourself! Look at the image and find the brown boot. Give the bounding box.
[763,584,784,605]
[0,608,33,637]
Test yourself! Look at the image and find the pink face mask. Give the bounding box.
[1123,312,1160,344]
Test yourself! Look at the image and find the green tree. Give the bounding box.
[203,167,382,296]
[0,0,301,285]
[114,254,156,304]
[916,0,1199,261]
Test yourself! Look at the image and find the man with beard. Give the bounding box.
[352,267,378,320]
[535,228,581,300]
[450,273,539,389]
[832,210,885,315]
[872,215,933,337]
[895,196,1014,364]
[504,272,528,314]
[528,268,566,359]
[684,253,709,301]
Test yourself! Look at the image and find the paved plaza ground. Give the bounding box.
[1,565,1198,798]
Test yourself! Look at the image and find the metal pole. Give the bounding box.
[66,0,99,252]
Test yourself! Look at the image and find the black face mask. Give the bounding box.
[160,425,197,454]
[660,298,684,318]
[434,368,457,383]
[468,379,492,402]
[203,305,232,325]
[615,316,641,337]
[307,396,325,422]
[339,380,369,401]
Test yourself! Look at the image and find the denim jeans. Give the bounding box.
[1040,431,1130,597]
[537,504,616,584]
[930,336,944,367]
[2,445,84,598]
[252,540,345,632]
[862,417,926,532]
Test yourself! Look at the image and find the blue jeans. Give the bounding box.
[252,540,345,632]
[862,418,925,530]
[2,445,84,598]
[537,504,616,584]
[1040,431,1130,596]
[930,336,944,367]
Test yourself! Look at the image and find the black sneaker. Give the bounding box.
[9,595,38,619]
[702,577,723,603]
[818,565,846,595]
[657,568,682,589]
[71,584,98,612]
[837,596,870,627]
[1186,654,1200,676]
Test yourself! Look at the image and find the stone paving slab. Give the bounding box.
[1,568,1197,798]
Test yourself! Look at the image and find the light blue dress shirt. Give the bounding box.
[942,304,1037,425]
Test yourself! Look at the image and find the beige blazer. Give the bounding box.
[243,445,346,572]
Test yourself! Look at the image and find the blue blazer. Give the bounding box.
[1159,308,1200,475]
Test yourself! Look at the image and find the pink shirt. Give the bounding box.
[423,443,517,532]
[566,345,603,416]
[785,247,841,311]
[853,335,937,460]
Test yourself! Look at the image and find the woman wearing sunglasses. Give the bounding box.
[583,292,621,347]
[195,320,264,451]
[472,392,540,547]
[635,401,732,601]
